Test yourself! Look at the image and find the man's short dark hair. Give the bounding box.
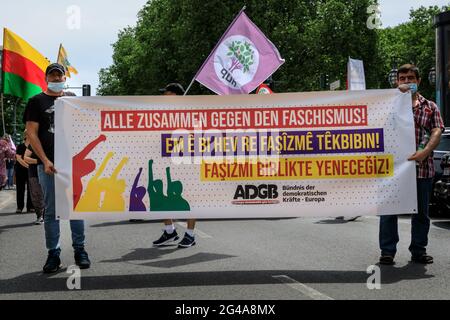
[397,64,420,80]
[159,83,185,96]
[45,63,66,76]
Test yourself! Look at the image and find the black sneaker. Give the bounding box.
[379,255,395,265]
[178,233,196,248]
[74,249,91,269]
[411,254,433,264]
[153,230,179,246]
[43,250,62,274]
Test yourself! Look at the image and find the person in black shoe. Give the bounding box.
[177,232,196,248]
[25,63,90,273]
[379,64,444,265]
[43,249,62,274]
[153,229,180,247]
[2,135,16,190]
[24,144,45,225]
[152,83,197,248]
[14,133,33,213]
[5,157,15,190]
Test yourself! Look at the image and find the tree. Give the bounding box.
[377,5,450,98]
[296,0,380,91]
[97,27,139,95]
[1,94,26,143]
[98,0,380,95]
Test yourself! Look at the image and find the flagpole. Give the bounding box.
[57,43,62,62]
[184,5,247,96]
[1,29,5,136]
[57,43,67,77]
[1,93,5,136]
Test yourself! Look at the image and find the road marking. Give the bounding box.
[273,275,334,300]
[0,192,14,210]
[175,222,212,238]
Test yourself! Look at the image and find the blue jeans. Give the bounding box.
[379,178,433,257]
[37,165,85,253]
[7,168,14,187]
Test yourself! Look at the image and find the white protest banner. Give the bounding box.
[347,58,366,90]
[55,89,417,220]
[330,80,341,91]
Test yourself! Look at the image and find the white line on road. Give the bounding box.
[175,222,212,238]
[273,275,334,300]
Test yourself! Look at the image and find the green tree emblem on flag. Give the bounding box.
[227,40,254,74]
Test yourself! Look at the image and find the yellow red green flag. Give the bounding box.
[1,28,50,100]
[57,44,78,78]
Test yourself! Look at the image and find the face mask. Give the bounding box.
[408,83,418,94]
[47,81,65,93]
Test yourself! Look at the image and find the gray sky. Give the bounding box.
[1,0,449,95]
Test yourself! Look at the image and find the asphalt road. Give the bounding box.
[1,189,449,300]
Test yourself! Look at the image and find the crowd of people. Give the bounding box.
[0,131,43,223]
[0,135,15,191]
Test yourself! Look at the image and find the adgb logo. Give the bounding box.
[214,35,260,89]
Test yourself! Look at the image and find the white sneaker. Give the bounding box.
[34,218,44,225]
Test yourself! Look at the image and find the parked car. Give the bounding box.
[432,128,450,176]
[430,127,450,216]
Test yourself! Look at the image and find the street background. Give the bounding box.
[1,189,449,300]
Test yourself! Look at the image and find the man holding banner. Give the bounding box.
[25,63,91,273]
[379,64,444,265]
[152,83,198,248]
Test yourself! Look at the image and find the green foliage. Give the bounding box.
[98,0,379,95]
[1,95,26,143]
[97,27,139,95]
[377,4,450,99]
[97,0,449,97]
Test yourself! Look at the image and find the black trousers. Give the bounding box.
[15,168,33,211]
[28,165,45,216]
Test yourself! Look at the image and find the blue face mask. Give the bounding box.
[47,81,66,93]
[408,83,418,94]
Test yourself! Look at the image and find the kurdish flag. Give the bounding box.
[1,28,50,100]
[58,44,78,78]
[194,9,284,95]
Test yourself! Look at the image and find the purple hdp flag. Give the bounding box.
[195,11,285,95]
